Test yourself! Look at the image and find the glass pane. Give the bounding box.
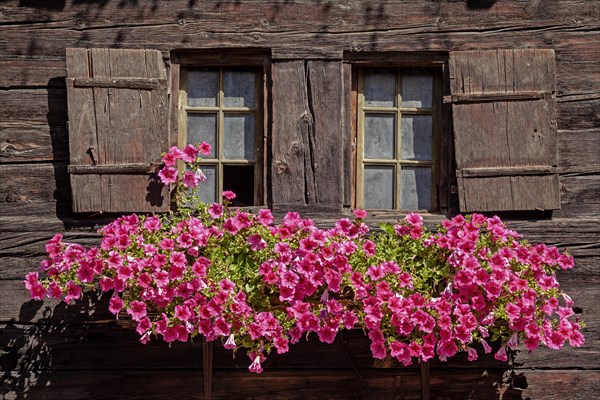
[401,167,432,210]
[364,69,396,107]
[223,114,255,160]
[224,70,256,108]
[401,115,433,161]
[187,70,218,107]
[364,114,395,159]
[364,166,394,209]
[402,72,433,109]
[196,165,217,204]
[187,114,217,159]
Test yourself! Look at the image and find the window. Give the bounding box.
[178,67,263,206]
[64,48,559,214]
[356,68,441,211]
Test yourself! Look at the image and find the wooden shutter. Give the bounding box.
[448,49,559,212]
[66,48,170,213]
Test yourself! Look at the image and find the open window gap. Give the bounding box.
[223,165,255,206]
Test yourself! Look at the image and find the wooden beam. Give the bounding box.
[68,77,167,90]
[444,91,553,104]
[203,339,214,400]
[67,163,160,174]
[420,361,430,400]
[459,166,558,178]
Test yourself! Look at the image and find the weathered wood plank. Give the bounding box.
[0,201,70,218]
[431,369,600,400]
[449,49,560,213]
[1,368,426,400]
[0,88,67,125]
[558,129,600,175]
[306,60,344,204]
[0,162,69,204]
[0,123,68,163]
[270,61,345,206]
[271,61,310,205]
[556,175,600,219]
[1,0,598,36]
[556,61,600,96]
[0,59,65,88]
[508,370,600,400]
[2,368,599,400]
[557,96,600,130]
[66,48,170,213]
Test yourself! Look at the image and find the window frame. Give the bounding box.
[354,65,443,212]
[171,49,270,207]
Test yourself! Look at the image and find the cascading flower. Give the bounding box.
[23,143,585,374]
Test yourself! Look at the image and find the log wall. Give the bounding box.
[1,1,598,399]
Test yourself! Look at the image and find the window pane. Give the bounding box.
[224,70,256,108]
[402,72,433,109]
[401,115,433,161]
[364,114,395,159]
[187,114,217,159]
[223,114,255,160]
[401,167,432,210]
[197,165,217,204]
[364,70,396,107]
[364,166,394,209]
[187,70,218,107]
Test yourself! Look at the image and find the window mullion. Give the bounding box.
[395,71,402,210]
[356,72,366,209]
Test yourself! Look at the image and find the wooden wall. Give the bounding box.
[1,1,598,398]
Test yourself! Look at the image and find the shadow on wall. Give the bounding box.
[0,292,528,399]
[47,77,72,221]
[0,292,112,399]
[466,0,498,9]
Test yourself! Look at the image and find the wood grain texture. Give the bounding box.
[556,175,600,218]
[0,88,67,125]
[0,1,598,398]
[66,48,170,213]
[0,162,69,204]
[306,60,344,204]
[450,49,560,212]
[0,59,65,88]
[270,61,344,206]
[558,129,600,175]
[0,123,68,163]
[271,61,309,205]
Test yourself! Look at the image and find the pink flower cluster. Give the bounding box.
[158,142,211,187]
[23,144,584,373]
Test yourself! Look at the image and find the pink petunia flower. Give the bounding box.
[353,209,368,219]
[199,141,211,156]
[222,190,236,200]
[158,166,178,185]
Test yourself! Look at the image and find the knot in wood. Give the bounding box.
[5,192,25,203]
[275,160,289,174]
[289,142,302,156]
[178,18,187,26]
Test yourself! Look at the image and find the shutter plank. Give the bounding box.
[307,61,343,205]
[449,49,560,212]
[271,61,309,205]
[66,48,169,213]
[66,48,96,167]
